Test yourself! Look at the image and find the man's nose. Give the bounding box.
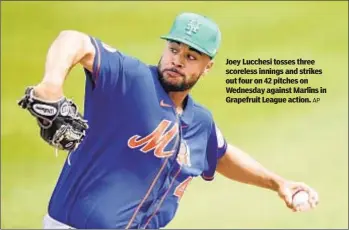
[171,54,184,68]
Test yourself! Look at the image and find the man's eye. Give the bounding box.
[188,55,196,60]
[170,48,178,53]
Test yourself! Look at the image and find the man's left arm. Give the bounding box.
[217,143,284,191]
[216,143,319,212]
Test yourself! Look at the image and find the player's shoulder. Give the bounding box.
[190,98,214,125]
[90,35,150,71]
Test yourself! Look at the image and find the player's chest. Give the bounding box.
[127,115,209,177]
[124,76,209,176]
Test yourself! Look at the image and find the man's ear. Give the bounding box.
[202,60,214,77]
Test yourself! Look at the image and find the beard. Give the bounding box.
[157,59,202,92]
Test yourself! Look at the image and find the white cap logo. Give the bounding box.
[185,19,201,36]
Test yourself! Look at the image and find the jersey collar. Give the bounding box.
[151,65,194,126]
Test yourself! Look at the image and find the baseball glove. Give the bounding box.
[18,86,89,152]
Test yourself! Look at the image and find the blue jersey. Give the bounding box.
[48,36,228,229]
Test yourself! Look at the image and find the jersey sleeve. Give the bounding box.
[82,36,145,127]
[201,122,228,181]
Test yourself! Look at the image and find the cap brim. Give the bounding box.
[160,35,213,58]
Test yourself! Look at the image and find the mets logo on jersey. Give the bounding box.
[127,120,192,167]
[127,120,179,158]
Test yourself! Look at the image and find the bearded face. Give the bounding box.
[157,41,213,92]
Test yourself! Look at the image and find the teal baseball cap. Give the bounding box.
[160,12,222,58]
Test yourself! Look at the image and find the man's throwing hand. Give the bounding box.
[277,181,319,212]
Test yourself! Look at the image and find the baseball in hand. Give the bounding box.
[292,191,310,211]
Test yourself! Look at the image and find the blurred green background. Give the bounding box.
[1,1,348,229]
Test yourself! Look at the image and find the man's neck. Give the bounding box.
[168,91,189,115]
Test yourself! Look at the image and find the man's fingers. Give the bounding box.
[308,189,319,208]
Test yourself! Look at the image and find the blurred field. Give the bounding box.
[1,1,348,229]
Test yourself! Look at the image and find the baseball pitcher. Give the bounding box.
[18,12,319,229]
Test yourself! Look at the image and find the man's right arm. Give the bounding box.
[34,30,96,100]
